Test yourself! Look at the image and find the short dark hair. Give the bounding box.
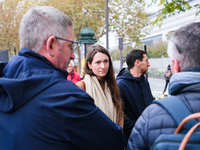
[126,49,146,69]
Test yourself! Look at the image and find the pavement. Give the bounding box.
[148,77,169,99]
[148,73,165,80]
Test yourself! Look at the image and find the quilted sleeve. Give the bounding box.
[126,106,150,150]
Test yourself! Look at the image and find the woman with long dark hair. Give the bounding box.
[76,44,124,128]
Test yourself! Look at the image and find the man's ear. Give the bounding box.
[172,58,180,74]
[46,36,58,57]
[135,60,140,67]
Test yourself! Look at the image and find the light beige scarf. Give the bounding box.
[85,75,117,123]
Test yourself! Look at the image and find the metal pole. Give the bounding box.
[84,43,87,59]
[119,38,123,69]
[120,50,122,69]
[106,0,109,51]
[144,45,148,81]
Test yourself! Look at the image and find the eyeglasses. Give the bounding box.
[55,36,78,52]
[168,39,181,54]
[166,31,181,54]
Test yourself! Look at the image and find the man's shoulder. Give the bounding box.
[142,76,151,86]
[116,73,134,83]
[116,77,128,82]
[56,80,86,93]
[116,77,133,87]
[141,101,168,118]
[45,80,96,113]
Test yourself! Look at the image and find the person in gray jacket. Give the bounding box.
[127,22,200,150]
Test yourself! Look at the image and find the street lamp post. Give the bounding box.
[106,0,109,51]
[94,0,109,51]
[78,24,97,73]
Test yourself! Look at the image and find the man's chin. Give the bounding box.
[143,70,148,74]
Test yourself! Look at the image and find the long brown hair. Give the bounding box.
[85,44,123,124]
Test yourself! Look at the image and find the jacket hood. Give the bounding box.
[169,68,200,95]
[116,67,145,83]
[0,48,68,113]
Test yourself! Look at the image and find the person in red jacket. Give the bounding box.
[67,60,81,84]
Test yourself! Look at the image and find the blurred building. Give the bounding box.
[142,0,200,46]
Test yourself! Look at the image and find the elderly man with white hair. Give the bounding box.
[0,6,123,150]
[127,22,200,150]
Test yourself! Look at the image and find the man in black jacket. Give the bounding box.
[116,49,153,147]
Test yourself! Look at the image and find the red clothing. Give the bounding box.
[67,72,81,84]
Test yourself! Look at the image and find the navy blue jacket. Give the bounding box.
[0,48,124,150]
[116,68,153,146]
[127,68,200,150]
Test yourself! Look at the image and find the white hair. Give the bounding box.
[167,41,181,65]
[19,6,73,52]
[167,22,200,71]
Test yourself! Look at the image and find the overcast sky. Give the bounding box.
[145,0,160,12]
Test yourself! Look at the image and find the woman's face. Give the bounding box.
[88,52,109,80]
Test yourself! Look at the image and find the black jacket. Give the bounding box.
[116,68,153,146]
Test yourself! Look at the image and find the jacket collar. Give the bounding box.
[18,48,68,78]
[169,68,200,95]
[117,67,145,83]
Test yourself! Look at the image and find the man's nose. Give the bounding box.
[148,61,150,67]
[71,52,75,60]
